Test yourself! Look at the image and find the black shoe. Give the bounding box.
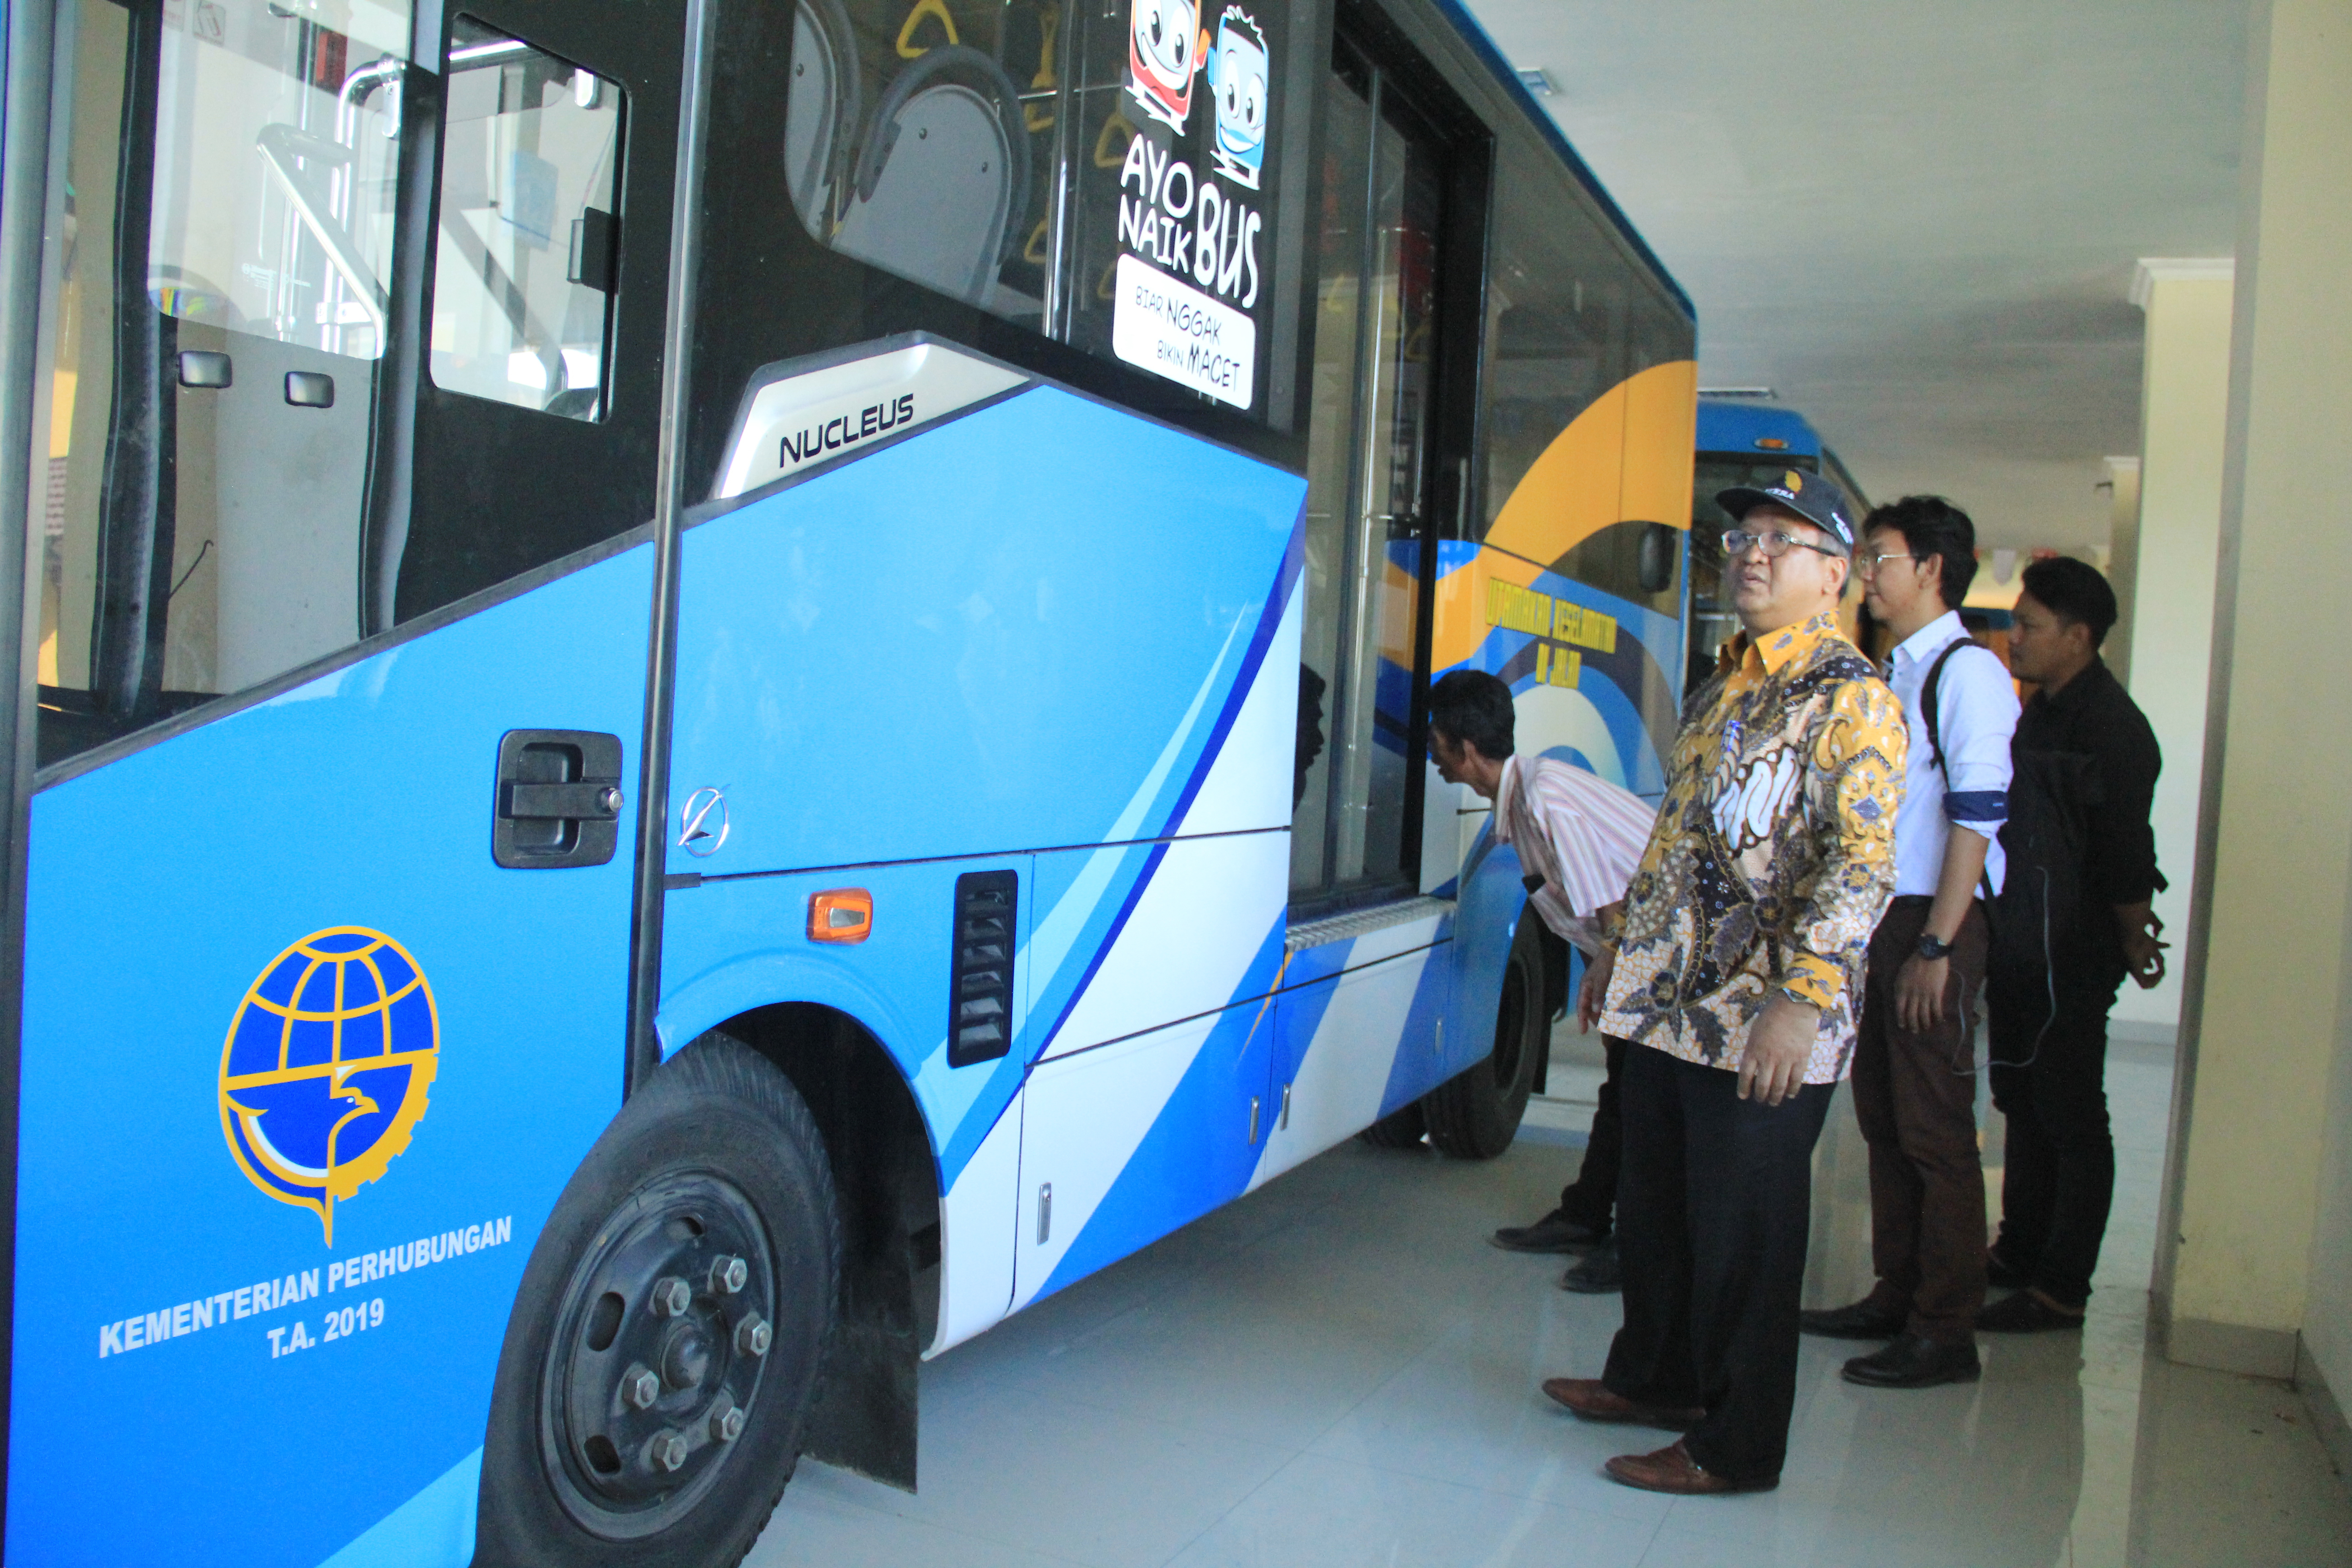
[1984,1246,2033,1290]
[1841,1333,1982,1388]
[1561,1242,1622,1294]
[1799,1298,1906,1340]
[1977,1289,2085,1333]
[1491,1208,1609,1255]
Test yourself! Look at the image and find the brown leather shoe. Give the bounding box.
[1603,1439,1775,1495]
[1539,1377,1704,1431]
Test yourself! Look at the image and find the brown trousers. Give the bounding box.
[1851,896,1989,1344]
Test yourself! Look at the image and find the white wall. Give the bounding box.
[2101,456,2141,684]
[2111,265,2231,1033]
[2309,888,2352,1450]
[2160,0,2352,1379]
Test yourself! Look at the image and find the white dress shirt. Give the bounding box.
[1883,610,2019,900]
[1492,754,1658,956]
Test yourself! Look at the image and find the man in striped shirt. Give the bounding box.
[1426,669,1657,1292]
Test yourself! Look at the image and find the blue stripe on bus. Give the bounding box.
[666,386,1305,880]
[314,1447,480,1568]
[1428,544,1680,801]
[1029,541,1303,1061]
[661,382,1306,1192]
[1376,951,1462,1117]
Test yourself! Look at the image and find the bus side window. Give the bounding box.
[1476,142,1629,550]
[34,0,414,765]
[786,0,1040,323]
[428,19,623,421]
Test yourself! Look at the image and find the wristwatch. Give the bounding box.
[1916,931,1954,961]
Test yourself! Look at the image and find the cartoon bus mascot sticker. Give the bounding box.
[1127,0,1207,132]
[1207,8,1268,189]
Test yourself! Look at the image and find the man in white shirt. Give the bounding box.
[1801,496,2019,1389]
[1425,669,1657,1292]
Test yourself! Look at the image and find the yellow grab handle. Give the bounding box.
[896,0,958,59]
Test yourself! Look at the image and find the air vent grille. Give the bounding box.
[947,869,1018,1067]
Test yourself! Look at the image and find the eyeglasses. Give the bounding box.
[1722,528,1847,562]
[1857,550,1916,576]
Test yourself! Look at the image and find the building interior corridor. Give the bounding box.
[741,1024,2352,1568]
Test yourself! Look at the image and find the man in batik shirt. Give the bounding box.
[1539,469,1904,1496]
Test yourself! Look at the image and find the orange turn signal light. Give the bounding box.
[808,888,873,944]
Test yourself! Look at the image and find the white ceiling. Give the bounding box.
[1462,0,2248,550]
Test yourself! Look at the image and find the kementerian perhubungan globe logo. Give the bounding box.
[219,928,439,1243]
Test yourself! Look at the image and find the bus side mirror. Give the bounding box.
[1637,521,1679,595]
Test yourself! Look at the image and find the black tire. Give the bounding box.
[1425,912,1545,1158]
[475,1035,841,1568]
[1357,1100,1429,1149]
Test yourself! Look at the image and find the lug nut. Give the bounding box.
[710,1254,749,1295]
[651,1276,692,1316]
[622,1363,660,1410]
[710,1403,746,1442]
[648,1429,688,1472]
[735,1314,772,1358]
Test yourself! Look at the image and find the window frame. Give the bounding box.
[682,0,1330,495]
[25,0,688,782]
[423,18,630,426]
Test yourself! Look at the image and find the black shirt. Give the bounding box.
[2013,657,2164,909]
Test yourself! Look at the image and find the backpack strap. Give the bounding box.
[1918,636,2001,909]
[1919,637,1968,778]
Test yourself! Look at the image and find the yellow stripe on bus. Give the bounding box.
[1431,358,1697,675]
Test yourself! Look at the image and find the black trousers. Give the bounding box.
[1986,958,2124,1309]
[1603,1045,1835,1485]
[1557,1035,1627,1232]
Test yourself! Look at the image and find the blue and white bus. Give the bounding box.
[0,0,1693,1559]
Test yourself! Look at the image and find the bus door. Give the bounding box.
[1263,33,1472,1177]
[6,0,679,1563]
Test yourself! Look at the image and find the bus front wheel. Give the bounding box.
[476,1034,841,1568]
[1424,913,1545,1159]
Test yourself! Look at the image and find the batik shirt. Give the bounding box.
[1597,611,1905,1083]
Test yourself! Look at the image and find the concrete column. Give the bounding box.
[2156,0,2352,1391]
[2110,264,2231,1034]
[2101,456,2141,685]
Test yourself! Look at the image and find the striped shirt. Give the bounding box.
[1492,755,1658,957]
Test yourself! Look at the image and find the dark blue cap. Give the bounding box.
[1716,468,1857,553]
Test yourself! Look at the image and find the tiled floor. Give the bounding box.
[745,1029,2352,1567]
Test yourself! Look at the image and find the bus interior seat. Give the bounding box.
[830,44,1028,306]
[785,0,862,234]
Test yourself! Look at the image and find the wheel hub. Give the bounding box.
[542,1171,774,1525]
[661,1321,711,1391]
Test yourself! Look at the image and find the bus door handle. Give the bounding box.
[507,782,623,819]
[492,729,625,869]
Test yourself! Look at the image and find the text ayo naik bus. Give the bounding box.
[0,0,1691,1558]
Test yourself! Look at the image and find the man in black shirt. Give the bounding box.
[1980,558,2166,1332]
